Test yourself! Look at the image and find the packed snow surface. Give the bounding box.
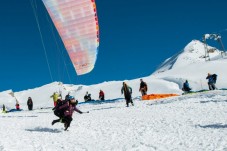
[1,90,227,150]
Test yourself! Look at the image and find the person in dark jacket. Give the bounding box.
[52,96,83,130]
[139,79,148,96]
[206,73,217,90]
[52,98,68,122]
[182,80,191,92]
[27,97,33,110]
[99,90,105,100]
[2,104,7,113]
[84,92,91,102]
[121,82,134,107]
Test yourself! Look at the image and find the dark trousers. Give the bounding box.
[125,97,133,107]
[208,83,216,90]
[28,105,33,110]
[54,110,64,118]
[64,116,72,125]
[99,96,104,100]
[141,90,147,96]
[52,114,72,128]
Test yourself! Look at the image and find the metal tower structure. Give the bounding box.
[202,33,226,61]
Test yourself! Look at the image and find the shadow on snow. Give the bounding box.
[79,98,125,105]
[90,106,122,111]
[200,100,227,104]
[25,127,61,133]
[197,123,227,129]
[0,115,38,118]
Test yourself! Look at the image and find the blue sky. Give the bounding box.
[0,0,227,92]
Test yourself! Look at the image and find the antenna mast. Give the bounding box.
[202,33,226,61]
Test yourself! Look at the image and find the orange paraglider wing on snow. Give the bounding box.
[142,94,179,100]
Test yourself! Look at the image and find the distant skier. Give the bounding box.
[139,79,148,96]
[2,104,7,113]
[121,82,134,107]
[27,97,33,110]
[99,90,105,100]
[182,80,191,93]
[52,96,84,131]
[206,73,217,90]
[50,92,59,107]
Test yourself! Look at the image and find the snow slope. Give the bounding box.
[1,90,227,150]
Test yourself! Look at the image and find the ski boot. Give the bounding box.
[52,119,60,125]
[64,123,69,131]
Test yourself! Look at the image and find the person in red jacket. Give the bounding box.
[99,90,105,100]
[15,100,20,110]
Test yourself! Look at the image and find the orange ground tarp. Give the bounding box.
[142,94,179,100]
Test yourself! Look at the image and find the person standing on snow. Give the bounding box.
[27,97,33,110]
[52,96,84,131]
[50,92,59,107]
[99,90,105,100]
[121,82,134,107]
[139,79,148,96]
[2,104,7,113]
[15,100,20,110]
[206,73,217,90]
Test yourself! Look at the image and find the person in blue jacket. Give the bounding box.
[206,73,217,90]
[182,80,191,92]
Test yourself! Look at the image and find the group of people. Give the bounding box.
[182,73,218,93]
[16,97,33,111]
[2,74,218,129]
[83,79,147,107]
[83,90,105,102]
[121,79,148,107]
[1,97,33,113]
[50,80,147,129]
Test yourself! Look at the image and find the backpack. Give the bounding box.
[212,74,217,82]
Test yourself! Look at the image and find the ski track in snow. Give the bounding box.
[1,91,227,150]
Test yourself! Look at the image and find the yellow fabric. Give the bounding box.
[51,93,59,102]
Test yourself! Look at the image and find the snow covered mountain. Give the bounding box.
[153,40,227,91]
[154,40,223,72]
[1,39,227,150]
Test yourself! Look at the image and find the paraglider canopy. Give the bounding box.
[42,0,100,75]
